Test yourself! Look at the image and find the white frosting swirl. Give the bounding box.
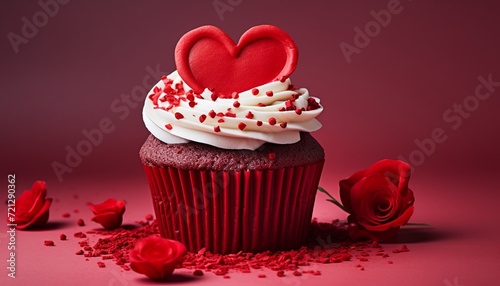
[142,71,322,150]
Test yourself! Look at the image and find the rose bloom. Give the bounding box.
[88,198,125,230]
[130,236,187,281]
[339,159,415,241]
[8,181,52,230]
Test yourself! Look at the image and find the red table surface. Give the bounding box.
[1,169,499,286]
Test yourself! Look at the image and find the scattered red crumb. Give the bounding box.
[165,124,173,130]
[233,101,240,108]
[214,126,221,133]
[77,219,85,226]
[60,234,67,240]
[145,214,154,221]
[97,262,106,268]
[258,274,266,278]
[72,217,411,274]
[223,275,230,279]
[62,213,71,218]
[74,232,86,238]
[256,121,263,126]
[268,153,276,160]
[44,240,55,246]
[268,117,277,126]
[252,88,259,95]
[280,122,287,128]
[266,91,273,97]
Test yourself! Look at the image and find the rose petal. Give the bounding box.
[339,169,366,214]
[364,159,411,197]
[91,212,123,230]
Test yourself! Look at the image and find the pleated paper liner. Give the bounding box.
[143,160,324,254]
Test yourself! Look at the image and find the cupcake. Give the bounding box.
[140,25,324,254]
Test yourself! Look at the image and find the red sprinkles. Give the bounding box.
[174,112,184,120]
[252,88,259,95]
[71,216,410,275]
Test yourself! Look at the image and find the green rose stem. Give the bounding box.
[317,186,430,227]
[317,186,348,213]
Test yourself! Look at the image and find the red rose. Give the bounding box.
[339,159,415,241]
[88,198,125,230]
[130,236,187,281]
[9,181,52,230]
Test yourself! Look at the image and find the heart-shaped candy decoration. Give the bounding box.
[175,25,298,97]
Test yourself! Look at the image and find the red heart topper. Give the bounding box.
[175,25,298,97]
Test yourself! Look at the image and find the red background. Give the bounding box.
[1,1,499,285]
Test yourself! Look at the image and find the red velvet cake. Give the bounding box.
[140,25,324,253]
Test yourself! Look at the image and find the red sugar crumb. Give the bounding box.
[268,117,277,126]
[295,108,302,115]
[218,119,225,123]
[199,114,207,123]
[77,219,85,226]
[165,124,173,130]
[233,101,240,108]
[268,153,276,160]
[60,234,67,240]
[208,110,216,118]
[256,121,263,126]
[252,88,259,95]
[231,92,239,99]
[257,103,265,107]
[214,126,221,133]
[280,122,287,128]
[266,91,273,97]
[75,250,84,255]
[44,240,55,246]
[293,271,302,276]
[245,111,254,119]
[145,214,154,221]
[211,93,218,101]
[258,274,266,278]
[238,122,246,130]
[97,262,106,268]
[277,270,285,277]
[62,213,70,218]
[174,112,184,120]
[193,270,204,276]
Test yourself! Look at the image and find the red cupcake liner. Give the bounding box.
[143,160,324,254]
